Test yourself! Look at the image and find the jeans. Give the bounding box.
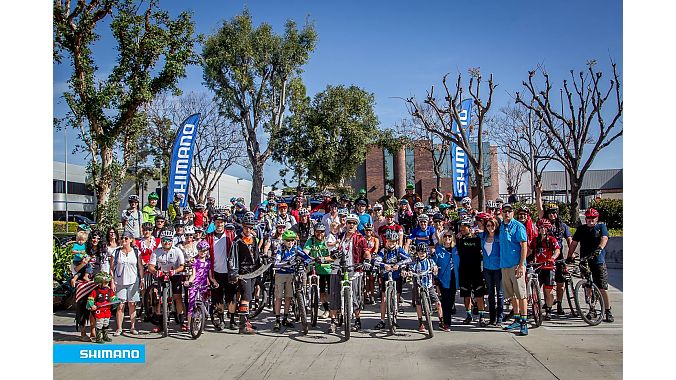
[483,269,504,322]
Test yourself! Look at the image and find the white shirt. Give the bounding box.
[322,213,340,232]
[150,246,185,272]
[121,208,143,238]
[212,232,229,273]
[113,247,139,286]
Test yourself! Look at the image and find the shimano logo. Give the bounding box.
[172,122,196,199]
[80,349,141,359]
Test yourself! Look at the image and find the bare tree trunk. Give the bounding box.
[95,146,115,223]
[250,163,264,211]
[535,180,543,218]
[474,168,485,211]
[568,176,583,226]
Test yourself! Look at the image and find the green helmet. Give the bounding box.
[384,209,396,217]
[94,272,112,285]
[439,203,450,210]
[406,183,414,190]
[148,192,159,200]
[359,188,366,195]
[282,230,297,241]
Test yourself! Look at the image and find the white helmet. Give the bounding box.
[346,214,359,223]
[461,197,472,205]
[184,225,195,235]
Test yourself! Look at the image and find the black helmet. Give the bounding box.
[142,222,153,230]
[415,243,429,252]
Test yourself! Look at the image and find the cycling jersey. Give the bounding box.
[274,246,312,274]
[456,235,483,271]
[228,234,262,276]
[135,237,159,264]
[529,236,560,269]
[410,257,437,289]
[433,243,454,288]
[373,247,411,279]
[142,204,160,224]
[409,225,437,246]
[150,246,185,272]
[304,237,331,275]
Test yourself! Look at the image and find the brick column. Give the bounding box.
[365,146,385,204]
[393,146,406,198]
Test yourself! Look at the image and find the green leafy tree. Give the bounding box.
[53,0,199,228]
[202,10,317,209]
[272,85,379,189]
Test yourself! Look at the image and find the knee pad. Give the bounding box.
[238,304,249,316]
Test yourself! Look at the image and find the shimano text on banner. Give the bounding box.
[167,113,201,208]
[451,99,472,198]
[53,344,145,364]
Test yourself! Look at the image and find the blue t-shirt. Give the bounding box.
[374,247,412,279]
[409,226,436,246]
[572,223,609,264]
[410,257,436,289]
[498,219,528,269]
[357,212,373,235]
[433,244,454,289]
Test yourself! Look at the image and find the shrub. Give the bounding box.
[53,221,79,233]
[590,199,623,229]
[53,243,73,281]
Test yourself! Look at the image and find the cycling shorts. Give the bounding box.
[538,268,556,289]
[212,272,237,306]
[459,266,486,297]
[169,275,184,295]
[588,262,609,290]
[378,276,403,296]
[554,259,567,283]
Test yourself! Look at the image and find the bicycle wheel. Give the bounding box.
[310,285,319,327]
[161,285,169,337]
[574,280,605,326]
[530,280,543,327]
[386,286,397,334]
[296,291,308,334]
[190,306,204,339]
[250,279,267,319]
[421,289,434,338]
[343,287,351,340]
[565,277,578,317]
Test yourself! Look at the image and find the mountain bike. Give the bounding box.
[526,262,544,328]
[330,254,364,340]
[410,269,434,338]
[559,260,578,317]
[308,263,320,328]
[383,269,399,334]
[187,283,212,339]
[289,257,309,334]
[249,256,271,319]
[573,258,605,326]
[149,273,175,337]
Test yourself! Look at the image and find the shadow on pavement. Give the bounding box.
[608,268,622,291]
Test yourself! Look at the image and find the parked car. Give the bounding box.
[57,214,97,228]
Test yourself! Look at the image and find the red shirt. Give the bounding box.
[135,237,159,265]
[529,236,560,269]
[194,211,205,228]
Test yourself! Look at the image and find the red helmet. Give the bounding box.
[585,208,600,218]
[476,212,490,220]
[536,218,552,230]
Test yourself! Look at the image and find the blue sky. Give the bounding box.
[53,0,623,186]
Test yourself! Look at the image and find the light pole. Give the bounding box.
[527,102,536,203]
[64,124,69,225]
[560,88,569,204]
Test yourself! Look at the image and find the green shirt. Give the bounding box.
[304,237,331,275]
[142,204,157,224]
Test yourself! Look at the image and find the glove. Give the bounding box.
[592,248,602,258]
[565,257,574,264]
[168,269,175,277]
[362,261,372,271]
[156,270,164,278]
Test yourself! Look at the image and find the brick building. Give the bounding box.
[350,141,499,210]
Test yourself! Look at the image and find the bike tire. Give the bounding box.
[574,280,605,326]
[297,291,308,334]
[343,287,351,340]
[386,286,396,334]
[530,279,543,327]
[162,285,169,337]
[565,277,578,317]
[310,285,319,327]
[421,289,434,338]
[250,280,267,319]
[190,306,204,339]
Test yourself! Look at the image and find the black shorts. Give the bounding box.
[237,277,253,302]
[588,262,609,290]
[459,266,486,297]
[169,275,184,295]
[412,285,440,305]
[538,268,556,289]
[318,274,330,294]
[554,260,566,283]
[378,276,403,295]
[212,272,238,305]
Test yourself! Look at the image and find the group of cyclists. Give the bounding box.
[66,182,614,342]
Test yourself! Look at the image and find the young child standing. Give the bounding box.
[184,240,218,328]
[86,272,119,343]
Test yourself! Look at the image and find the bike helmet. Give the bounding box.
[276,218,287,227]
[268,191,276,197]
[384,209,396,217]
[155,214,166,221]
[237,197,245,203]
[457,208,467,215]
[356,199,367,206]
[364,222,374,230]
[148,192,159,200]
[338,208,349,217]
[267,199,277,206]
[432,213,444,222]
[184,225,195,235]
[476,212,490,220]
[439,203,450,211]
[94,272,112,285]
[235,202,245,208]
[78,223,91,232]
[406,183,415,190]
[518,205,530,214]
[241,214,256,226]
[245,211,255,218]
[384,229,399,241]
[346,214,359,223]
[536,218,552,230]
[174,219,185,227]
[196,240,210,251]
[213,213,226,222]
[225,223,235,230]
[160,229,174,239]
[278,202,288,209]
[461,197,472,206]
[195,203,205,210]
[314,223,326,232]
[194,226,204,233]
[184,206,193,215]
[585,208,600,218]
[142,222,153,230]
[417,214,430,222]
[399,199,409,205]
[414,202,424,209]
[426,209,436,217]
[299,208,310,216]
[486,200,497,209]
[229,197,237,203]
[373,203,383,210]
[386,186,394,193]
[128,194,139,202]
[282,230,297,241]
[415,243,429,253]
[545,203,559,213]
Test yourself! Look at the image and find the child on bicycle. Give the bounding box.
[303,224,333,318]
[405,243,442,333]
[528,218,561,320]
[373,229,411,330]
[273,230,312,331]
[184,240,218,329]
[87,272,118,343]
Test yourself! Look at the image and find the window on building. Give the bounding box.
[53,180,95,196]
[405,148,415,184]
[53,180,65,193]
[383,149,394,182]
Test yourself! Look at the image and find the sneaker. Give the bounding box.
[282,319,294,328]
[519,322,529,336]
[604,309,615,323]
[544,309,552,321]
[352,320,361,332]
[503,319,521,331]
[463,315,472,325]
[328,323,337,334]
[239,321,256,335]
[556,302,565,315]
[440,323,450,332]
[228,321,237,330]
[273,321,281,331]
[322,310,330,319]
[418,323,426,332]
[478,318,487,328]
[374,320,386,330]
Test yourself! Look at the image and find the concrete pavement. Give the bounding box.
[54,269,622,380]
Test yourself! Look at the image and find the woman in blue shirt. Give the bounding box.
[433,229,456,331]
[481,217,503,326]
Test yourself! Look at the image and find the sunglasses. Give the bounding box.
[92,236,100,240]
[161,238,172,243]
[346,221,357,225]
[122,237,132,240]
